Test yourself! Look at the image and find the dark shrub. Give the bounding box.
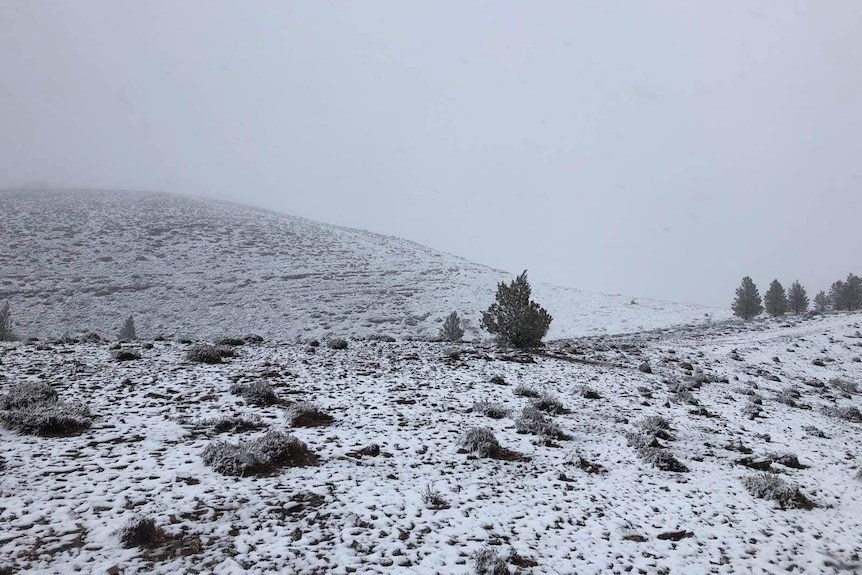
[515,406,569,440]
[532,392,568,414]
[186,345,222,364]
[822,405,862,422]
[202,431,315,476]
[112,348,141,362]
[328,338,348,350]
[473,547,508,575]
[286,402,334,427]
[119,515,162,548]
[200,414,265,433]
[215,337,246,346]
[472,401,509,419]
[513,384,541,398]
[244,334,264,344]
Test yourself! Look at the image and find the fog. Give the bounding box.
[2,1,860,307]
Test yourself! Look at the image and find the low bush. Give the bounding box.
[0,381,57,410]
[230,381,280,406]
[459,427,503,458]
[515,406,570,440]
[186,345,222,364]
[2,401,92,436]
[532,392,568,414]
[119,515,162,548]
[286,402,334,427]
[202,431,315,476]
[328,338,348,350]
[199,414,265,433]
[822,405,862,422]
[636,415,674,440]
[742,472,814,509]
[472,401,510,419]
[473,547,508,575]
[513,384,541,398]
[215,337,246,346]
[112,348,141,362]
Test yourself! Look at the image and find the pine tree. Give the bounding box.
[830,280,847,311]
[481,271,552,348]
[118,315,137,340]
[439,311,465,342]
[845,273,862,311]
[764,280,788,317]
[0,302,14,341]
[786,281,809,314]
[731,276,763,320]
[813,290,829,313]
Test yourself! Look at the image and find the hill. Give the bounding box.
[0,189,727,341]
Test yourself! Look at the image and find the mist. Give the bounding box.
[2,0,860,307]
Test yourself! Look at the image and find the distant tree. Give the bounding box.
[481,271,552,348]
[731,276,763,320]
[118,315,137,340]
[845,273,862,311]
[786,281,809,315]
[0,302,14,341]
[813,290,829,313]
[439,311,465,342]
[764,280,788,317]
[830,280,848,311]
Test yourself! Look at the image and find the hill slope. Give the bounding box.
[0,189,726,340]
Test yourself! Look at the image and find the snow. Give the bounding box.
[0,189,728,342]
[1,313,861,574]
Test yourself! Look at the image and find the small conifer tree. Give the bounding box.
[845,273,862,311]
[830,280,847,311]
[731,276,763,320]
[813,290,829,313]
[764,280,788,317]
[0,302,14,341]
[481,271,552,348]
[440,311,465,342]
[786,281,809,315]
[118,315,137,340]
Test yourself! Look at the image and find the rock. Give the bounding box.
[657,530,694,541]
[638,362,652,374]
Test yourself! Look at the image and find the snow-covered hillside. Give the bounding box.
[0,189,727,341]
[1,313,860,574]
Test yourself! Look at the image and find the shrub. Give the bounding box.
[473,547,508,575]
[742,473,814,509]
[215,337,245,346]
[638,447,688,472]
[512,384,541,398]
[202,431,315,476]
[0,301,15,341]
[822,406,862,422]
[327,338,348,350]
[531,392,568,414]
[472,401,510,419]
[1,402,92,436]
[200,414,265,433]
[515,406,569,440]
[420,484,450,510]
[112,348,141,362]
[286,402,334,427]
[459,427,502,458]
[186,345,222,364]
[829,378,858,395]
[636,416,674,440]
[0,381,57,410]
[119,515,161,548]
[481,271,552,348]
[230,381,280,406]
[244,334,264,344]
[440,311,465,342]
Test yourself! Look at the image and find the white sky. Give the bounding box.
[2,1,860,306]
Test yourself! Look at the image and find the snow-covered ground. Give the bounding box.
[0,189,727,341]
[1,313,861,574]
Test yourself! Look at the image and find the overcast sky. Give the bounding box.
[2,1,860,307]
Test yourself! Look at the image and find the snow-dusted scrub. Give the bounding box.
[512,383,540,398]
[514,406,570,440]
[186,345,222,364]
[742,473,814,510]
[473,547,508,575]
[822,405,862,422]
[119,515,162,548]
[112,348,141,362]
[531,392,568,414]
[197,414,265,433]
[285,402,334,427]
[472,401,509,419]
[0,381,57,410]
[420,484,450,510]
[327,338,348,350]
[229,381,280,406]
[202,431,315,476]
[459,427,504,458]
[636,415,674,440]
[1,401,92,436]
[829,378,858,395]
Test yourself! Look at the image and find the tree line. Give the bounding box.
[732,273,862,320]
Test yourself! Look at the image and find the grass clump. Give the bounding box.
[112,348,141,361]
[473,547,508,575]
[0,381,57,410]
[199,414,265,433]
[512,384,541,398]
[186,345,222,364]
[327,338,348,350]
[742,472,814,509]
[472,401,510,419]
[230,381,280,406]
[459,427,503,458]
[2,402,92,436]
[286,402,334,427]
[822,405,862,422]
[202,431,316,476]
[636,415,674,440]
[515,406,570,440]
[531,392,568,414]
[420,484,450,510]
